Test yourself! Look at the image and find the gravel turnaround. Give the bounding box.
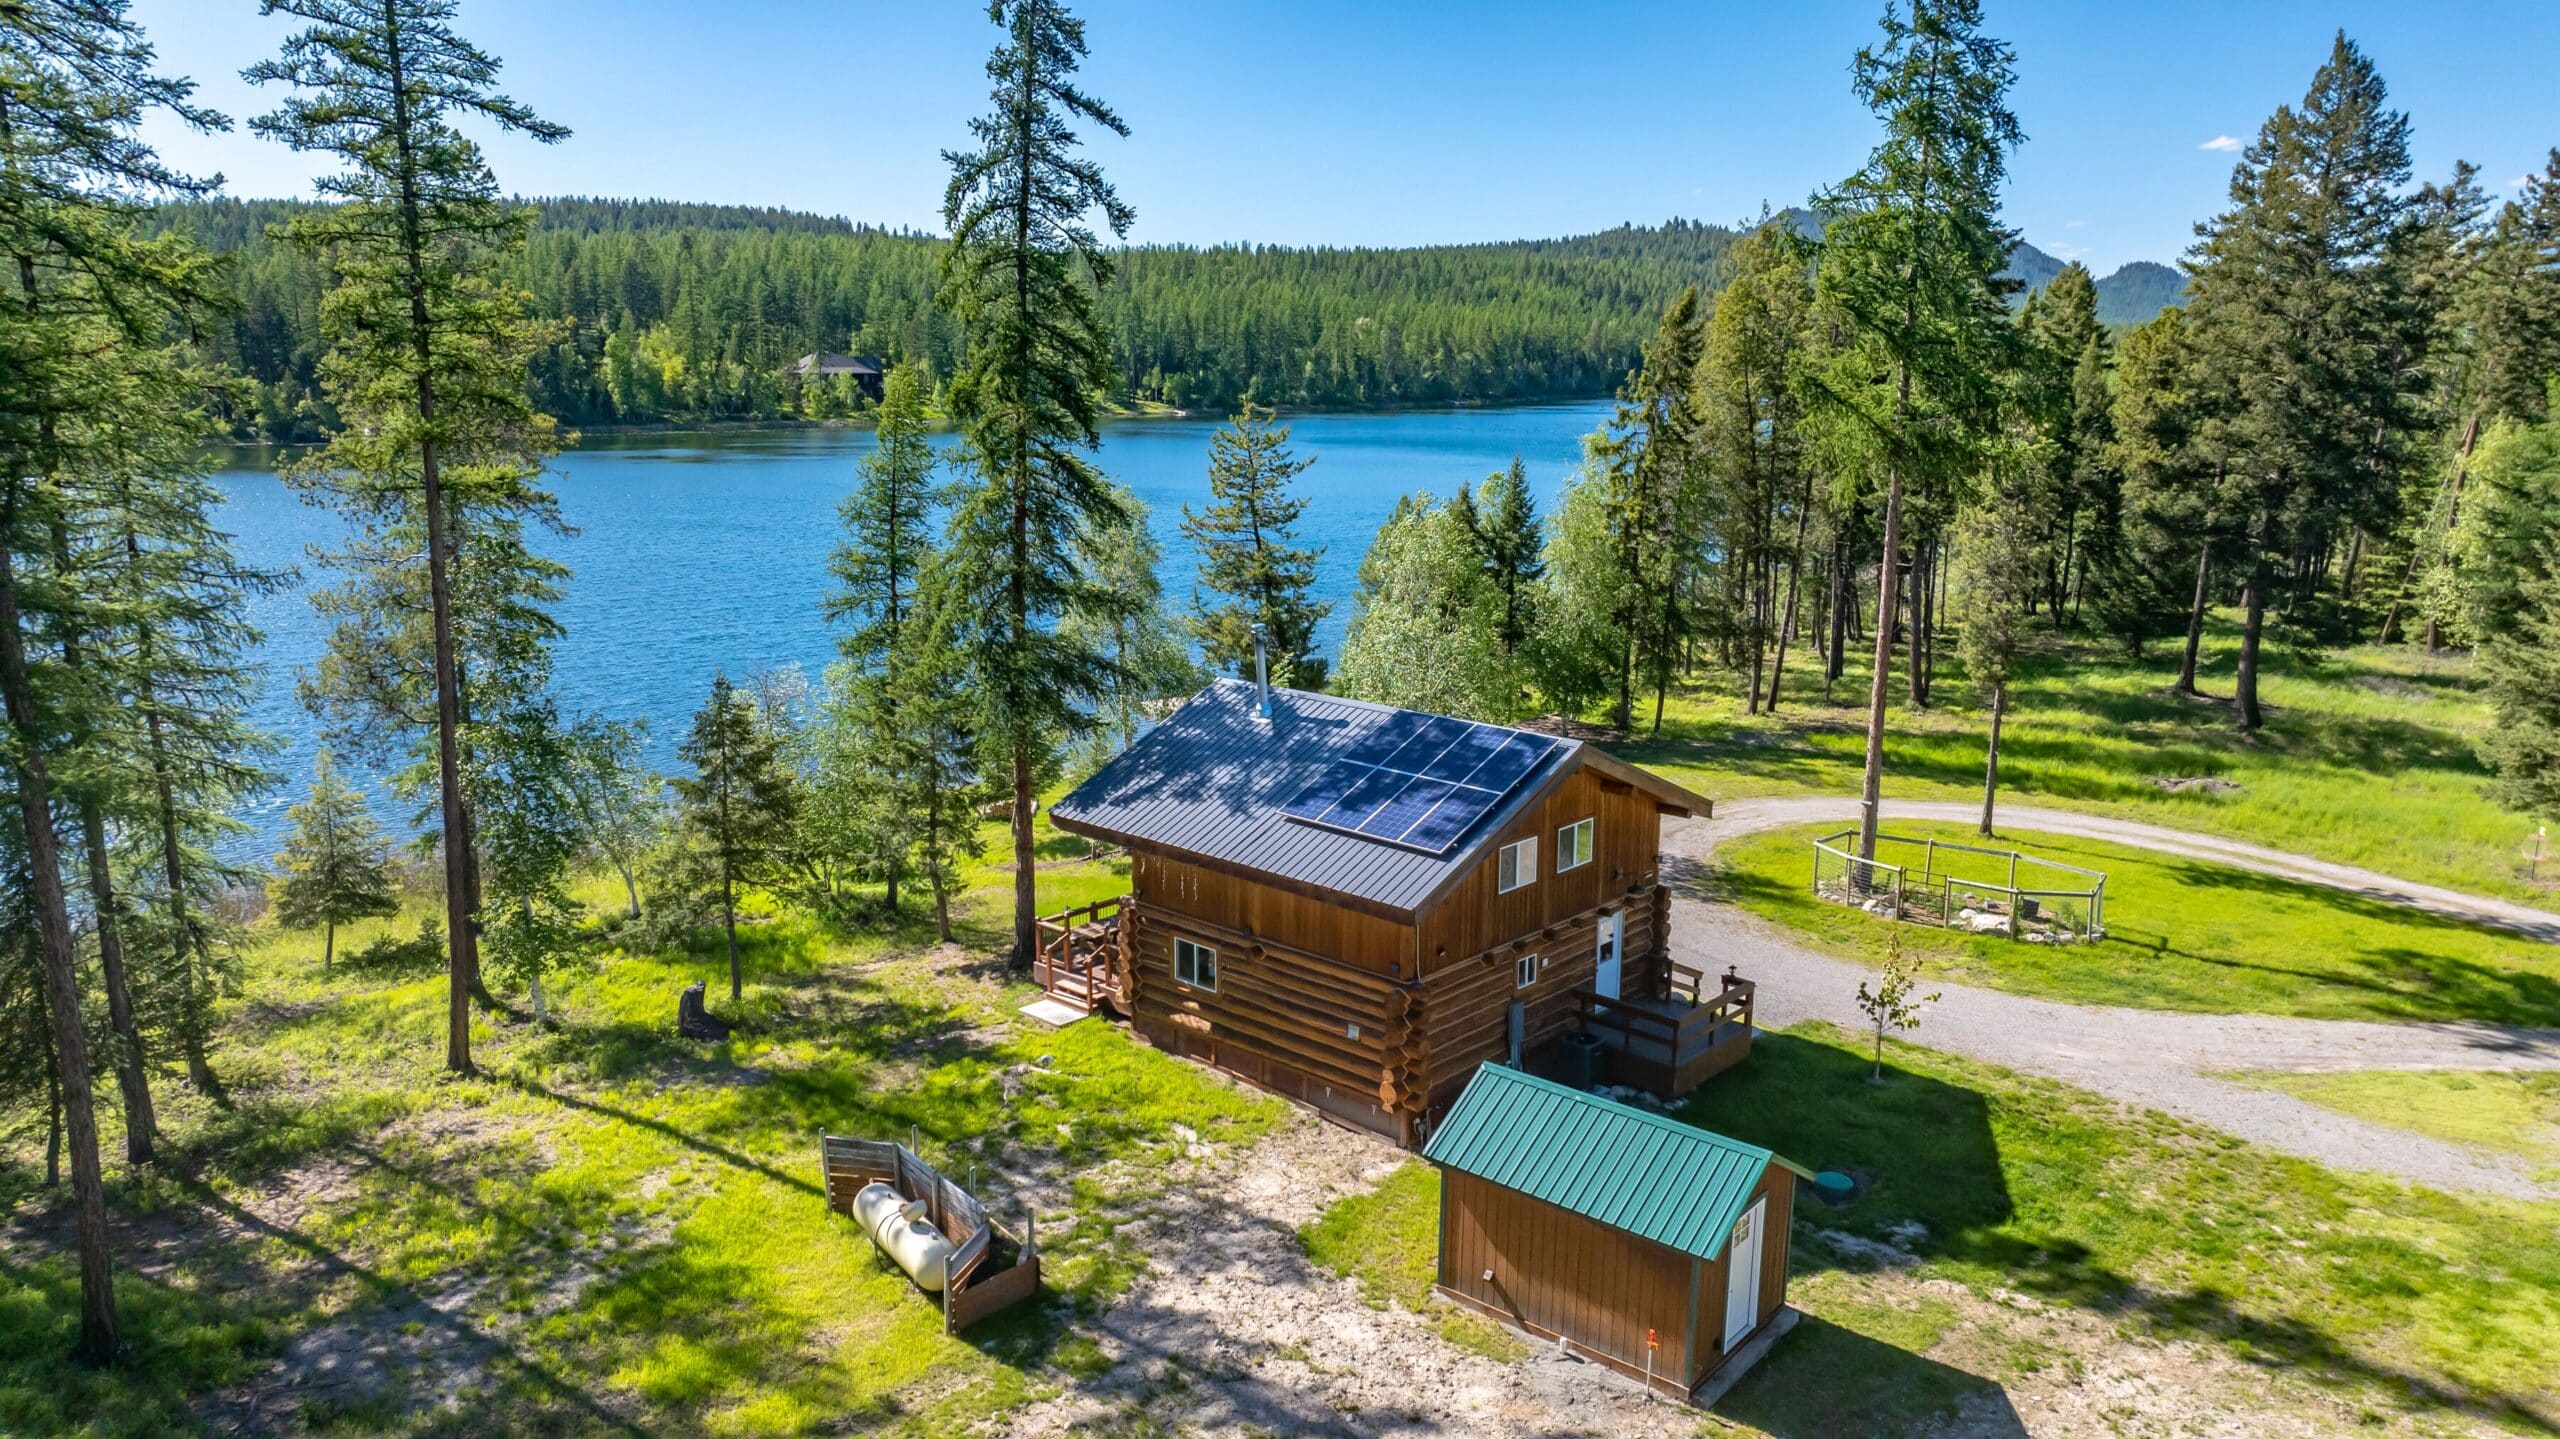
[1664,801,2560,1199]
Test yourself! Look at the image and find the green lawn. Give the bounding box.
[2225,1070,2560,1183]
[1711,819,2560,1027]
[1,845,1285,1438]
[1616,619,2550,905]
[1299,1024,2560,1435]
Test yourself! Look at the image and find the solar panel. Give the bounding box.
[1281,715,1562,855]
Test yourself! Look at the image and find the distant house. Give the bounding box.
[1425,1063,1808,1402]
[791,352,885,401]
[1041,667,1759,1146]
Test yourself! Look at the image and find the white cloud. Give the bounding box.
[2511,174,2537,190]
[2199,135,2242,152]
[2065,219,2087,229]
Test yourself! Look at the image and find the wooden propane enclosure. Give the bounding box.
[1045,678,1748,1147]
[821,1136,1040,1332]
[1423,1065,1809,1402]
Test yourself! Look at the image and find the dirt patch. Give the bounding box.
[2146,775,2242,795]
[2355,674,2433,700]
[1005,1112,1710,1439]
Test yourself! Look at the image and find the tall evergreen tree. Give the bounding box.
[1591,286,1707,734]
[2182,34,2423,728]
[2016,264,2113,624]
[824,359,938,911]
[248,0,568,1072]
[0,0,230,1362]
[1461,457,1545,657]
[268,753,399,971]
[936,0,1134,966]
[2102,307,2224,679]
[1183,404,1329,687]
[673,675,795,1001]
[1695,223,1820,714]
[1809,0,2022,861]
[898,558,992,942]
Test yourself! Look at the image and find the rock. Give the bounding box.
[1966,912,2011,934]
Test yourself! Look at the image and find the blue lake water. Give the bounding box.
[215,401,1614,855]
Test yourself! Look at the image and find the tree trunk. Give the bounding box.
[619,864,641,920]
[1857,470,1906,865]
[39,983,60,1187]
[1978,680,2006,837]
[2175,539,2211,697]
[1011,742,1037,969]
[722,863,742,1001]
[129,524,224,1102]
[0,535,118,1362]
[2236,537,2271,732]
[324,920,336,974]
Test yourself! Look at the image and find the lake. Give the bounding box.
[215,401,1615,855]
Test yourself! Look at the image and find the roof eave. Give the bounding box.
[1047,809,1422,925]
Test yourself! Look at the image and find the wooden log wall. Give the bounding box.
[1414,890,1663,1117]
[1125,903,1408,1113]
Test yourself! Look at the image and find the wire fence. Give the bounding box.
[1811,830,2107,942]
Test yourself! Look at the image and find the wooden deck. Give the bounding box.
[820,1135,1040,1332]
[1033,895,1131,1017]
[1567,965,1755,1101]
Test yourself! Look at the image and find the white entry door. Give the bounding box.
[1722,1198,1765,1350]
[1594,912,1623,1003]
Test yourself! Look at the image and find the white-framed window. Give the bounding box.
[1497,836,1538,893]
[1557,817,1595,872]
[1174,936,1218,991]
[1515,952,1542,989]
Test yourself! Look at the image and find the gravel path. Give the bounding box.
[1664,801,2560,1199]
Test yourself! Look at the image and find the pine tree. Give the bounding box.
[674,675,796,1001]
[1335,495,1520,720]
[0,0,231,1363]
[2182,33,2422,729]
[1955,451,2037,835]
[2016,264,2113,624]
[1810,0,2022,861]
[1591,287,1708,734]
[2101,308,2223,677]
[1070,485,1200,754]
[937,0,1135,967]
[899,559,991,942]
[1695,223,1819,714]
[268,754,399,971]
[1464,458,1545,657]
[250,0,569,1072]
[2480,549,2560,824]
[1183,403,1329,686]
[825,360,939,911]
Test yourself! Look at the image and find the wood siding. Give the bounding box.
[1132,851,1417,977]
[1439,1162,1794,1393]
[1416,763,1672,974]
[1413,895,1661,1120]
[1437,1169,1699,1386]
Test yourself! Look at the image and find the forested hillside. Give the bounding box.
[154,198,1754,437]
[155,198,2179,439]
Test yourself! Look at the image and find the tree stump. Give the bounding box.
[678,981,730,1041]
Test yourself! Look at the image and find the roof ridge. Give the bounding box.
[1459,1063,1774,1163]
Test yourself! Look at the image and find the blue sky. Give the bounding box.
[131,0,2558,275]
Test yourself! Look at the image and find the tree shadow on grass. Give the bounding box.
[1684,1031,2560,1435]
[1716,1315,2025,1437]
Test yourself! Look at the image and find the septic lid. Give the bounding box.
[1813,1170,1856,1195]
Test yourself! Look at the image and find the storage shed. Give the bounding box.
[1423,1064,1809,1402]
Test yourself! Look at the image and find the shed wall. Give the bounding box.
[1691,1165,1796,1379]
[1437,1169,1698,1385]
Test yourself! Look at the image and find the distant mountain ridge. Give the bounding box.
[2005,244,2187,327]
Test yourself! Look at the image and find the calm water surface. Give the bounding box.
[215,401,1613,853]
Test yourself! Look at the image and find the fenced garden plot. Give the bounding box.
[1811,830,2106,941]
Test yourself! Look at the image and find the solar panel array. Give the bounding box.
[1278,712,1561,854]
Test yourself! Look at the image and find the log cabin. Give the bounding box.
[1042,674,1757,1146]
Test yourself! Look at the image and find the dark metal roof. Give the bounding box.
[1423,1064,1803,1260]
[1049,679,1581,914]
[794,352,883,376]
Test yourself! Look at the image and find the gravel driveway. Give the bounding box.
[1664,800,2560,1199]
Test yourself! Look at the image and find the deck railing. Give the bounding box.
[1033,895,1127,1009]
[1572,969,1754,1060]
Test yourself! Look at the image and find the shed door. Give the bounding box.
[1594,912,1623,1003]
[1722,1198,1764,1350]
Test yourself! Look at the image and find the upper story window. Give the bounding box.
[1174,936,1218,991]
[1497,836,1538,894]
[1557,817,1595,872]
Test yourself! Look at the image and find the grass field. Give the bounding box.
[0,839,1289,1438]
[1710,819,2560,1027]
[2223,1071,2560,1184]
[1616,619,2549,905]
[1301,1023,2560,1436]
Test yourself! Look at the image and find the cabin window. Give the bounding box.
[1174,936,1218,991]
[1497,837,1538,893]
[1516,952,1542,988]
[1557,817,1595,872]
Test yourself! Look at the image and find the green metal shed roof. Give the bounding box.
[1422,1064,1809,1261]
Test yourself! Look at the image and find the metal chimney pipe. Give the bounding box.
[1252,623,1272,719]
